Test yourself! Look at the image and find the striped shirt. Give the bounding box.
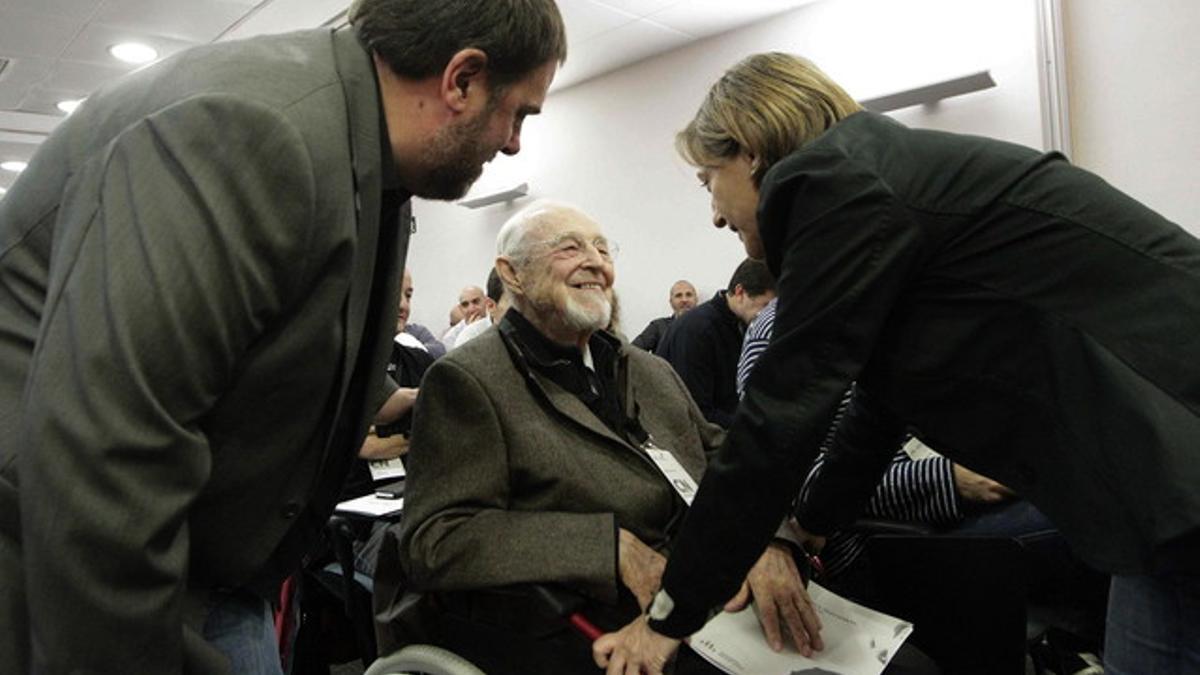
[737,299,962,579]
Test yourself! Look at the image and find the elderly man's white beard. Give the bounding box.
[561,294,612,332]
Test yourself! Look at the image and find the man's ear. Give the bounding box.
[440,48,489,113]
[495,257,523,296]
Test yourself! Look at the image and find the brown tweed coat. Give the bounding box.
[374,319,725,650]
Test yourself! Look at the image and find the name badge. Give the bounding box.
[642,438,699,506]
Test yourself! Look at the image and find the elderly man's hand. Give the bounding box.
[618,528,667,611]
[723,542,824,656]
[593,614,680,675]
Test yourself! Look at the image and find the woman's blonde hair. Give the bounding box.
[676,52,862,185]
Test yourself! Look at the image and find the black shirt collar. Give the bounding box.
[502,308,621,373]
[500,309,633,435]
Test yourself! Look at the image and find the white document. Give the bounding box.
[368,456,407,481]
[335,494,404,517]
[688,582,913,675]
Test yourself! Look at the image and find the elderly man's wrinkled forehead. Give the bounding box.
[519,205,603,247]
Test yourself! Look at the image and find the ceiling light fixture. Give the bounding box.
[1,161,28,173]
[109,42,158,65]
[57,99,85,114]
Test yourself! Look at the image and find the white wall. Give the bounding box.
[1063,0,1200,235]
[404,0,1045,335]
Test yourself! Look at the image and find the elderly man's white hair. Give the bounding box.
[495,199,590,262]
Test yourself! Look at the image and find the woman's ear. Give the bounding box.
[743,150,760,174]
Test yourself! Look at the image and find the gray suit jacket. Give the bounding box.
[375,320,724,651]
[0,27,407,672]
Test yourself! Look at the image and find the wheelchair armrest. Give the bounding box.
[365,644,486,675]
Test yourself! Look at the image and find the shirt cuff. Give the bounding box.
[645,588,718,638]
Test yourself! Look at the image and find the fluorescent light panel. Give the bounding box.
[860,71,996,113]
[57,99,84,114]
[109,42,158,64]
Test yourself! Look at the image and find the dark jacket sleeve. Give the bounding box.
[742,318,962,531]
[19,97,317,671]
[662,321,734,428]
[805,449,961,527]
[651,148,932,637]
[797,387,910,534]
[631,318,664,352]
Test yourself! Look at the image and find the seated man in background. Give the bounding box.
[440,284,493,350]
[451,268,508,349]
[349,269,435,487]
[440,303,465,341]
[337,269,438,577]
[631,279,697,353]
[657,259,775,427]
[374,202,821,674]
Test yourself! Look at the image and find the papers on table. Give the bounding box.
[368,456,406,481]
[335,493,404,517]
[689,582,913,675]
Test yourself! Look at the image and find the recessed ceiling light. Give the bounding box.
[0,187,7,195]
[57,98,85,114]
[1,161,28,173]
[109,42,158,65]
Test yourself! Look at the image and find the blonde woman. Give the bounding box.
[596,52,1200,675]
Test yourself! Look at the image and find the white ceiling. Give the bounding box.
[0,0,818,195]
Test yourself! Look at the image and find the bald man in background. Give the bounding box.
[631,280,698,353]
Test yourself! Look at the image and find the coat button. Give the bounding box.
[281,501,301,519]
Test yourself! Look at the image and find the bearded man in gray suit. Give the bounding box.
[0,0,565,672]
[379,202,820,674]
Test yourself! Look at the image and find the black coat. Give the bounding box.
[655,111,1200,636]
[631,315,673,353]
[655,292,744,428]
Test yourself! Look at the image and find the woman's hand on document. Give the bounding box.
[724,541,825,656]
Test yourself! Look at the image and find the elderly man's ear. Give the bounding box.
[495,258,523,296]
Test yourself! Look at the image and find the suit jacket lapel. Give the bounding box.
[332,26,384,406]
[310,26,409,491]
[526,368,632,451]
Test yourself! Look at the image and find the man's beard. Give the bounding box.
[561,292,612,333]
[409,108,495,201]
